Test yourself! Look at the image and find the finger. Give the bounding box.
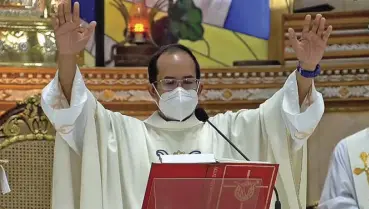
[76,27,86,33]
[64,1,72,22]
[51,15,59,30]
[72,2,80,24]
[79,21,96,41]
[311,14,322,34]
[317,17,326,36]
[86,21,97,34]
[288,28,299,49]
[57,3,66,24]
[301,15,311,38]
[322,25,333,42]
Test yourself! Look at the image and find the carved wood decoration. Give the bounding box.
[0,95,55,148]
[0,95,55,209]
[0,60,368,118]
[282,11,369,62]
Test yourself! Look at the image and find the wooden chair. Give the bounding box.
[0,95,55,209]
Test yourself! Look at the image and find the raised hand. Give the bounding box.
[52,1,96,55]
[288,14,333,70]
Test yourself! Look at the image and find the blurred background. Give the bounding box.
[0,0,367,209]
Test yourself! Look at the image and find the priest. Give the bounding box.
[42,1,332,209]
[318,129,369,209]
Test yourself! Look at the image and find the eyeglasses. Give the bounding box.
[153,78,200,91]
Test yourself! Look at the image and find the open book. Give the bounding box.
[159,153,272,164]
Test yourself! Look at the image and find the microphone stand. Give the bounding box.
[206,120,250,161]
[205,119,281,209]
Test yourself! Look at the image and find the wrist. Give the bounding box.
[300,62,317,71]
[58,53,78,62]
[297,62,321,78]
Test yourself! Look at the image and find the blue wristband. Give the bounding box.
[297,63,321,78]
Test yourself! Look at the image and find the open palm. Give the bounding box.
[288,14,333,70]
[53,1,96,55]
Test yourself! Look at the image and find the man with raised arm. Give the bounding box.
[42,1,332,209]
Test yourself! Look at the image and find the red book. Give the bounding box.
[142,162,279,209]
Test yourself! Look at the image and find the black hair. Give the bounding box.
[148,44,201,84]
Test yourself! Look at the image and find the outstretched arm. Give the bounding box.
[279,14,332,150]
[52,1,96,102]
[210,13,333,154]
[288,14,332,105]
[41,1,97,155]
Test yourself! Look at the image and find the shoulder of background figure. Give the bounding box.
[342,128,368,144]
[333,128,369,154]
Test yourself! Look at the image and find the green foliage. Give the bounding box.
[168,0,204,42]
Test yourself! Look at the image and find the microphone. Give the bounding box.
[195,108,250,161]
[195,108,281,209]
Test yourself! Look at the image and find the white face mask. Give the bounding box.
[155,87,198,121]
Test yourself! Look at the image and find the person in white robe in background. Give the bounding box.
[44,1,332,209]
[319,128,369,209]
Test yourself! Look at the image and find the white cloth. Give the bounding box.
[346,129,369,208]
[0,164,10,194]
[319,129,369,209]
[41,67,324,209]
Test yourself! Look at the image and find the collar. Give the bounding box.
[144,111,203,130]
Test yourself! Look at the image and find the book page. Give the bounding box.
[216,158,272,164]
[160,154,216,163]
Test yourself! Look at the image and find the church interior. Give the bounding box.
[0,0,368,208]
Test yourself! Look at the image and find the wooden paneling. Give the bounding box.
[281,10,369,63]
[0,60,368,117]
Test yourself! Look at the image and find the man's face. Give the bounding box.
[148,51,203,102]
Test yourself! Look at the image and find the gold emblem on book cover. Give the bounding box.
[234,181,256,202]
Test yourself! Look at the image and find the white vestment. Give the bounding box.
[41,68,324,209]
[319,128,369,209]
